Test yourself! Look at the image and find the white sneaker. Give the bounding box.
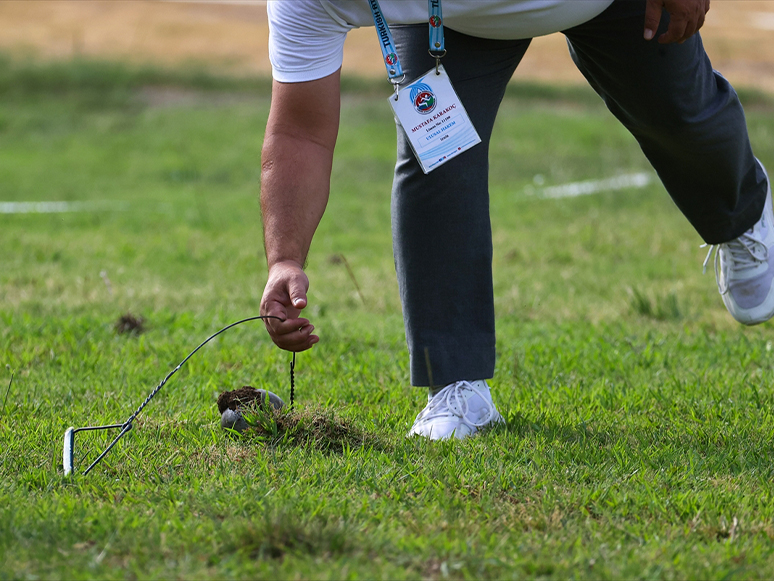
[705,168,774,325]
[407,380,504,441]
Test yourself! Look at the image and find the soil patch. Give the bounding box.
[114,313,145,335]
[217,386,282,413]
[239,406,385,454]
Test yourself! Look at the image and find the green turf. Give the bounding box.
[3,57,774,579]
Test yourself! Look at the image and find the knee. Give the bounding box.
[610,75,743,144]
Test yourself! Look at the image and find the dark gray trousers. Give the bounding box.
[391,0,768,387]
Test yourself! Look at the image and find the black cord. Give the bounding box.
[290,351,296,410]
[83,315,294,475]
[122,315,286,428]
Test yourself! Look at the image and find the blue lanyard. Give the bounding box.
[428,0,445,57]
[369,0,445,86]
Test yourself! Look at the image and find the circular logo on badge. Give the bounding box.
[413,89,436,115]
[409,82,438,115]
[385,53,398,66]
[429,15,442,28]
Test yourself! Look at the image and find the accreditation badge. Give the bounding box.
[390,65,481,174]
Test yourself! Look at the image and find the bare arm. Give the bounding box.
[259,71,341,351]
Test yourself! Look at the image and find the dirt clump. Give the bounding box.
[114,313,145,335]
[217,390,385,453]
[217,386,283,413]
[243,406,385,454]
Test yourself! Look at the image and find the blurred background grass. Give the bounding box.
[1,0,774,91]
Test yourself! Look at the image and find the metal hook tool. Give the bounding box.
[63,315,291,476]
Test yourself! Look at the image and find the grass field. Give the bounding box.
[4,58,774,579]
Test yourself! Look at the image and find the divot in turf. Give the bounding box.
[234,404,385,454]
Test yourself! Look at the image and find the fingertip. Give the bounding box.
[644,28,655,40]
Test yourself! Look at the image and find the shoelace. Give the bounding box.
[414,380,496,428]
[701,230,767,293]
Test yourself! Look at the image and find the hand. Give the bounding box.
[644,0,710,44]
[260,260,319,352]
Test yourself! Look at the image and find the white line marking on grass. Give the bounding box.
[0,201,129,214]
[527,172,655,199]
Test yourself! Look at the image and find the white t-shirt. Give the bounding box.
[268,0,614,83]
